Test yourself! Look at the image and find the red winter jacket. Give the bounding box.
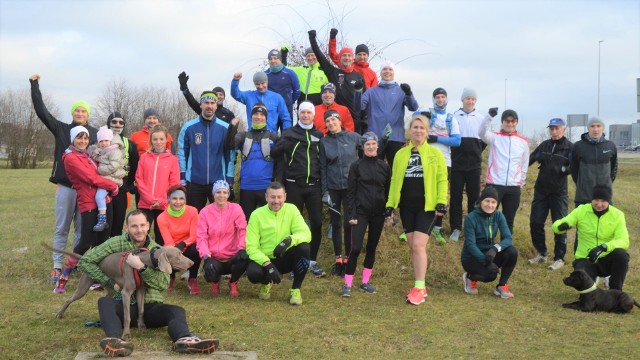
[135,151,180,210]
[328,38,379,89]
[62,147,118,213]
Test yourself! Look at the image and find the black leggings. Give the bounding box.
[461,246,518,286]
[110,187,128,237]
[449,168,482,231]
[177,244,202,279]
[345,214,384,275]
[203,254,248,283]
[328,189,351,257]
[380,140,404,169]
[98,297,190,341]
[239,189,266,222]
[284,181,322,261]
[187,182,214,212]
[139,208,164,245]
[75,204,113,255]
[573,249,630,290]
[489,185,521,234]
[246,243,310,289]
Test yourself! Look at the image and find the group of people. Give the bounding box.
[31,27,631,358]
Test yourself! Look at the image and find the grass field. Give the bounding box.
[1,163,639,359]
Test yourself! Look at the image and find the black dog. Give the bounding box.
[562,269,640,313]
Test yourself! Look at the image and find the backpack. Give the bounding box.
[240,131,273,162]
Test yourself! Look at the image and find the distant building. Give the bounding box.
[609,124,632,147]
[632,120,640,146]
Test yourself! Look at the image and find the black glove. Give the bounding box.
[400,83,412,96]
[488,107,498,118]
[273,236,292,259]
[232,249,248,262]
[557,222,571,231]
[435,203,447,215]
[308,30,317,38]
[128,184,138,195]
[588,244,607,263]
[427,135,438,143]
[421,111,432,120]
[203,257,217,281]
[175,242,186,251]
[178,72,189,92]
[384,207,394,218]
[228,186,235,202]
[330,28,338,39]
[354,79,364,92]
[484,247,498,265]
[264,263,282,284]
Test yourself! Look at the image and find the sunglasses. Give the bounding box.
[110,120,125,125]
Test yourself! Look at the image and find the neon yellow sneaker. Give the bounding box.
[259,283,272,300]
[432,227,447,245]
[289,288,303,305]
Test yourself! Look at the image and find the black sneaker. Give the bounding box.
[359,283,377,294]
[331,261,343,277]
[99,337,133,357]
[173,336,219,354]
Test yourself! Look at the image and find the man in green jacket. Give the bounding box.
[78,209,219,357]
[282,46,328,106]
[245,182,312,305]
[552,184,630,290]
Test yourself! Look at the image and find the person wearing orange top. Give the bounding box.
[328,29,378,89]
[135,125,180,246]
[313,83,354,135]
[130,108,174,155]
[157,185,202,295]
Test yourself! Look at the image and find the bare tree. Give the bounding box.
[0,89,56,168]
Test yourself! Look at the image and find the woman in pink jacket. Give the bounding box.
[135,125,180,245]
[196,180,248,298]
[157,185,202,294]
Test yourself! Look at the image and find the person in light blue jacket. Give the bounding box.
[355,60,418,167]
[231,71,292,132]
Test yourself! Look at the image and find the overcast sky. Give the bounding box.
[1,0,638,138]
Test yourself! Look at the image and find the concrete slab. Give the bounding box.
[75,351,258,359]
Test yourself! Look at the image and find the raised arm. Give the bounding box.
[178,71,202,115]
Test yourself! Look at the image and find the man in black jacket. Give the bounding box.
[30,74,98,283]
[178,71,236,123]
[308,30,365,133]
[527,118,573,270]
[272,101,326,277]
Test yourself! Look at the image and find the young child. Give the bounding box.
[88,125,126,231]
[135,125,180,245]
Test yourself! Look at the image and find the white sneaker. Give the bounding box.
[547,259,564,270]
[528,253,548,264]
[449,229,461,242]
[181,271,190,280]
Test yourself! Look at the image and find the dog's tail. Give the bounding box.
[41,242,84,260]
[634,300,640,309]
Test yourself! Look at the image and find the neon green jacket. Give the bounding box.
[552,204,629,259]
[386,141,448,211]
[246,203,311,265]
[289,62,328,97]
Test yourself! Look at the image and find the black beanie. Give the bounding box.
[501,109,519,121]
[355,44,369,55]
[212,86,225,97]
[479,187,499,202]
[433,88,447,98]
[324,109,341,121]
[592,184,612,202]
[106,111,124,130]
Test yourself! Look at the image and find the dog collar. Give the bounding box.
[578,283,598,294]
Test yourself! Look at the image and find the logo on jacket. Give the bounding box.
[195,133,203,145]
[603,150,611,154]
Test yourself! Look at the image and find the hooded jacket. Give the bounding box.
[570,132,617,204]
[136,151,180,210]
[345,155,391,220]
[30,79,98,188]
[88,134,126,186]
[196,202,247,261]
[355,81,419,143]
[62,146,118,213]
[461,207,513,263]
[529,136,573,195]
[552,203,628,260]
[319,130,361,193]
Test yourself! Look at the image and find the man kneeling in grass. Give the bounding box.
[245,182,312,305]
[78,209,218,357]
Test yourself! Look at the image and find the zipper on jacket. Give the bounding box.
[151,155,159,200]
[306,130,311,183]
[206,121,210,184]
[505,136,511,186]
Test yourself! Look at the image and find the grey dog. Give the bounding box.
[562,269,640,313]
[46,244,193,339]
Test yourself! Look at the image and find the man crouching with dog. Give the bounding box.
[552,184,630,290]
[78,209,219,357]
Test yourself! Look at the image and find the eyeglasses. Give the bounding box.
[110,120,125,125]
